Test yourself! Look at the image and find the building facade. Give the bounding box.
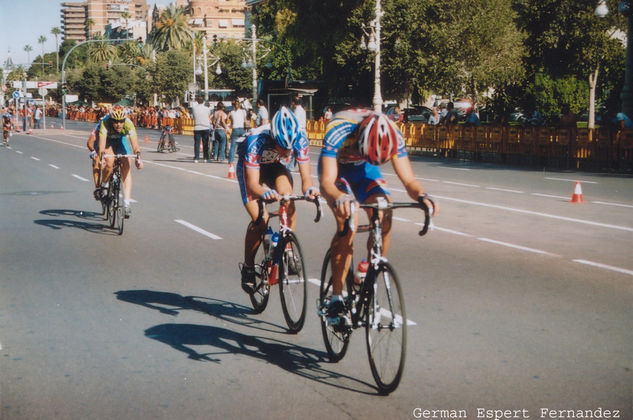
[61,0,149,42]
[184,0,247,41]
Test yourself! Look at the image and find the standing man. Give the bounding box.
[212,102,229,162]
[227,100,247,166]
[191,95,212,163]
[292,96,307,135]
[255,98,269,127]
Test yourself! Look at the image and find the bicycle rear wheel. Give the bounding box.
[365,262,407,394]
[157,135,165,152]
[278,232,307,333]
[108,183,117,228]
[318,249,350,362]
[249,238,270,313]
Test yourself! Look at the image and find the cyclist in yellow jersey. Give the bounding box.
[98,105,143,217]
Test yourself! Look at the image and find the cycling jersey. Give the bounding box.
[320,109,407,164]
[99,115,136,155]
[239,124,310,170]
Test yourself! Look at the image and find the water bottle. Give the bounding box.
[354,259,369,289]
[263,226,273,254]
[269,232,279,258]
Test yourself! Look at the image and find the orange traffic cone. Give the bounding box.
[144,135,149,144]
[226,163,237,179]
[570,181,585,203]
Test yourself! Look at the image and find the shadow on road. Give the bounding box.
[117,289,378,394]
[34,208,115,235]
[144,323,375,394]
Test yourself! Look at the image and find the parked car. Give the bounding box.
[403,106,432,123]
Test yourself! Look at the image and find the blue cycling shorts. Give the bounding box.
[319,159,390,203]
[236,160,293,204]
[106,135,133,155]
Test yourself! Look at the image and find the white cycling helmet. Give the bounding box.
[271,106,300,149]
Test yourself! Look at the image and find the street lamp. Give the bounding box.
[360,0,383,112]
[596,1,633,118]
[201,36,222,102]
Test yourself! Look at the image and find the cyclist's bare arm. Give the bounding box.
[319,156,355,220]
[392,155,438,215]
[245,166,278,201]
[297,162,318,198]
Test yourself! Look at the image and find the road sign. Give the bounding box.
[11,81,58,89]
[12,91,20,99]
[38,88,48,97]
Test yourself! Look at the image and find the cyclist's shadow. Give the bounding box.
[115,289,284,334]
[35,209,111,235]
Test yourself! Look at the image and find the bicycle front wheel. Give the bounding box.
[157,135,165,152]
[319,249,350,362]
[278,232,307,333]
[115,188,124,235]
[249,237,270,313]
[108,184,117,228]
[365,262,407,394]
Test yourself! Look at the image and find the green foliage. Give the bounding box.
[150,4,191,52]
[151,50,191,104]
[527,70,588,121]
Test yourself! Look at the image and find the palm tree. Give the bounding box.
[121,11,131,39]
[38,35,47,73]
[51,27,62,71]
[151,5,191,52]
[89,37,117,63]
[85,18,95,39]
[24,45,33,64]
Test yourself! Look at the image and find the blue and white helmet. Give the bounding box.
[271,106,300,149]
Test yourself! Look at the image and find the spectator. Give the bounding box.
[616,112,633,129]
[439,102,448,119]
[191,94,212,163]
[34,106,43,129]
[464,107,481,126]
[292,96,307,134]
[529,109,545,126]
[427,106,441,125]
[227,100,247,165]
[441,102,458,125]
[391,106,404,122]
[324,106,333,121]
[212,102,229,162]
[255,98,269,127]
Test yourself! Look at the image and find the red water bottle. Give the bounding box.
[354,259,369,287]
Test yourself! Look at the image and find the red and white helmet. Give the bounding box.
[356,112,400,165]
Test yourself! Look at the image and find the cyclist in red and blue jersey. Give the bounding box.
[87,120,103,199]
[237,106,319,293]
[319,108,437,326]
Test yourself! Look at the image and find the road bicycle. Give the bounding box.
[317,196,432,394]
[245,194,322,333]
[100,154,136,235]
[157,125,179,153]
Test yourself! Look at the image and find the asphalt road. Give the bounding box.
[1,118,631,420]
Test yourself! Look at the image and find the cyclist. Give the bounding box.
[98,105,143,218]
[237,106,319,293]
[318,109,437,326]
[2,109,13,145]
[86,120,103,199]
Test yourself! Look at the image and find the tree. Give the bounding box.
[38,35,47,73]
[150,5,191,52]
[88,38,117,64]
[24,45,33,64]
[51,27,62,72]
[85,18,95,39]
[151,50,191,104]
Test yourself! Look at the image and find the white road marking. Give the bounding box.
[72,174,89,182]
[49,164,59,169]
[592,201,633,209]
[531,193,569,200]
[435,195,633,233]
[15,150,23,154]
[478,238,558,256]
[30,156,40,161]
[573,259,633,277]
[392,216,410,222]
[427,225,474,237]
[442,181,480,188]
[545,177,598,184]
[174,219,222,240]
[487,187,523,194]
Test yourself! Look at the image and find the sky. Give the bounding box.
[0,0,174,69]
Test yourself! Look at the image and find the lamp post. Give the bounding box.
[596,0,633,118]
[202,37,222,102]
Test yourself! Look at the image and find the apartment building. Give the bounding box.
[61,0,149,42]
[175,0,247,41]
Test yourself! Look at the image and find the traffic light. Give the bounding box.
[213,34,217,45]
[62,82,67,95]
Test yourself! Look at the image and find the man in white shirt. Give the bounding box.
[191,95,211,162]
[256,98,269,126]
[228,100,247,165]
[292,96,307,135]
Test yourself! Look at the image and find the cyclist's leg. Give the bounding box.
[101,145,115,186]
[272,163,295,226]
[238,160,269,266]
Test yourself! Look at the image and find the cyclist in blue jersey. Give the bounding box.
[319,109,437,326]
[87,120,104,199]
[237,106,319,293]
